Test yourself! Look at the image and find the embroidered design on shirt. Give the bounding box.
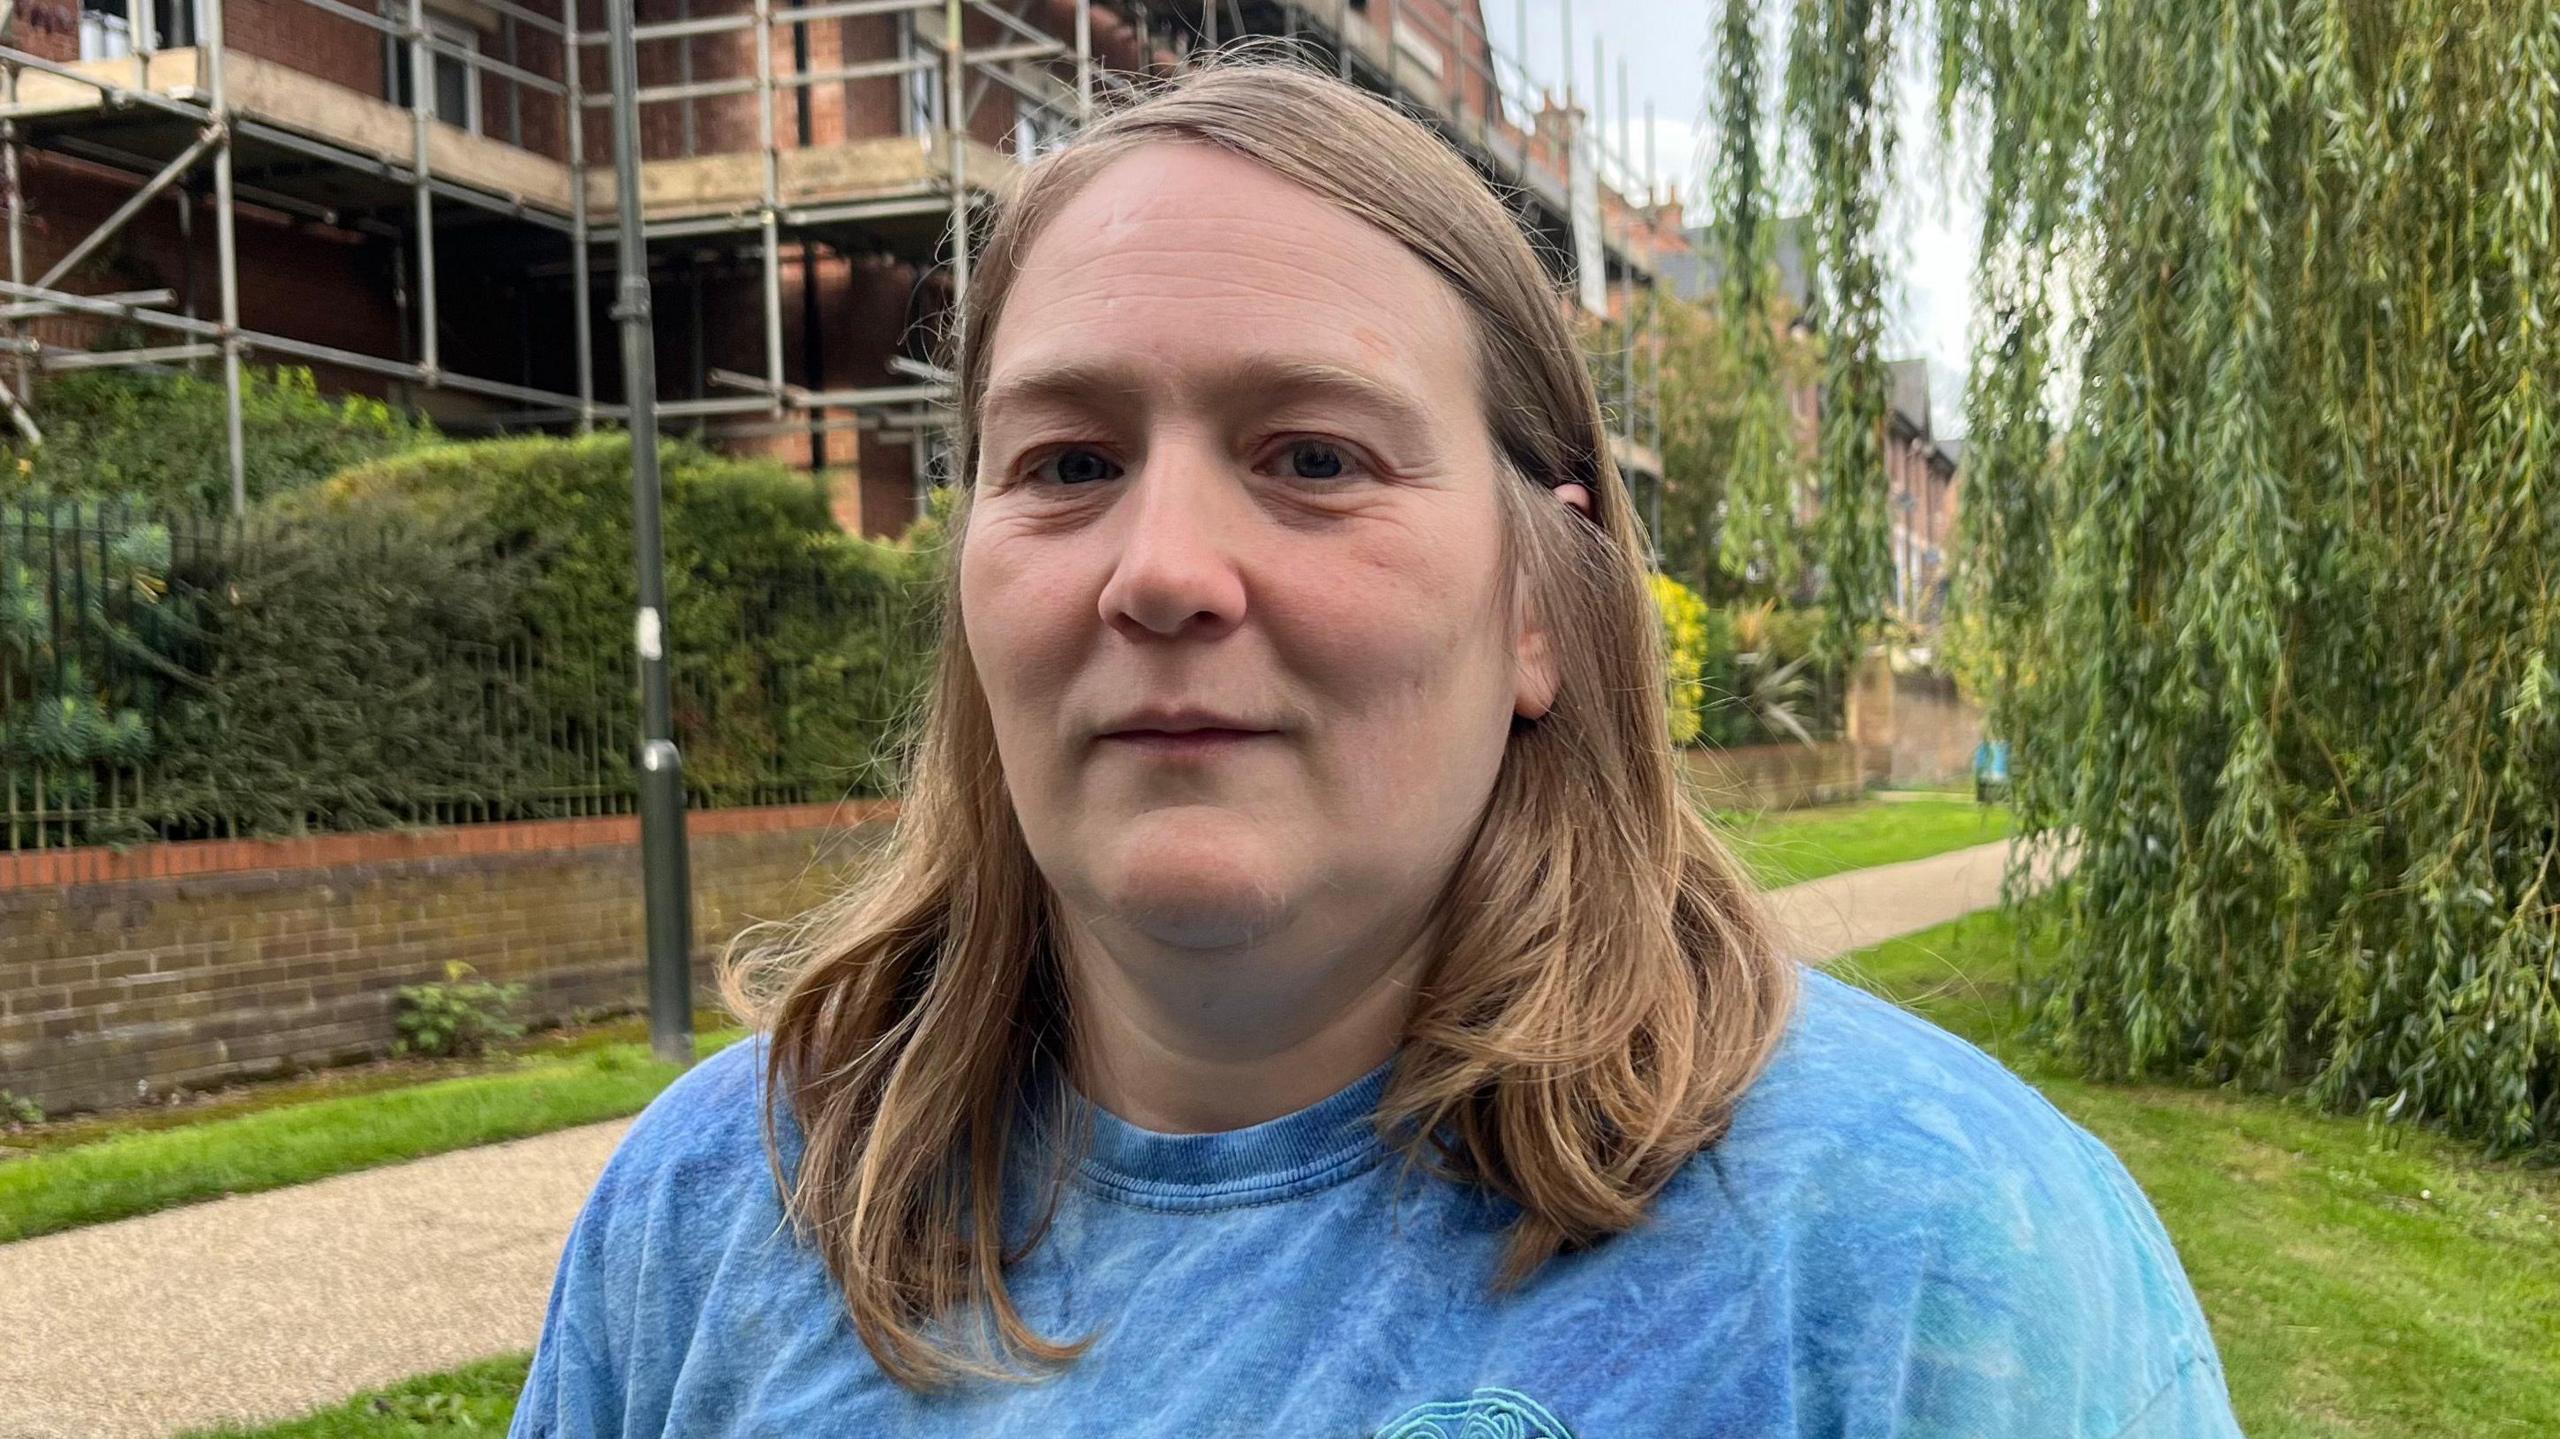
[1374,1388,1574,1439]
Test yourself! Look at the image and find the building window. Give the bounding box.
[78,0,194,60]
[391,12,480,135]
[78,0,132,60]
[901,13,943,144]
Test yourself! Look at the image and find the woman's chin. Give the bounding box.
[1094,822,1294,949]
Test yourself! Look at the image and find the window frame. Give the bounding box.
[391,9,483,136]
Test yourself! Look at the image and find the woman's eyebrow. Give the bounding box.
[981,357,1438,438]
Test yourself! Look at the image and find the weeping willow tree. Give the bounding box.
[1713,0,1902,661]
[1716,0,2560,1150]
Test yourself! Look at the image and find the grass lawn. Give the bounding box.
[182,900,2559,1439]
[0,1028,742,1243]
[1714,796,2013,887]
[1834,908,2560,1439]
[5,1012,687,1156]
[175,1355,533,1438]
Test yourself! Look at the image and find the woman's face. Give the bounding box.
[962,143,1556,962]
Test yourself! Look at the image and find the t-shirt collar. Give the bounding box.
[1065,1057,1398,1211]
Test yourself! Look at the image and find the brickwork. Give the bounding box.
[1684,741,1891,813]
[0,801,893,1115]
[11,151,404,395]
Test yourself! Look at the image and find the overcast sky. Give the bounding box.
[1484,0,1984,433]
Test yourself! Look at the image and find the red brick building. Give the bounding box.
[0,0,1680,534]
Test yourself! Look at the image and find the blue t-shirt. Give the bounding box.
[508,971,2239,1437]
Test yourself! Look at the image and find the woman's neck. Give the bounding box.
[1060,909,1437,1134]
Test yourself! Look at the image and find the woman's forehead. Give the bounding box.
[982,144,1477,416]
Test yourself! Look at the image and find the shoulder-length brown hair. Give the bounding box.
[721,53,1796,1390]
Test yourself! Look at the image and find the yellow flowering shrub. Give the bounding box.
[1649,571,1711,746]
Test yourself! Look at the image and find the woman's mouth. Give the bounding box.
[1096,727,1276,758]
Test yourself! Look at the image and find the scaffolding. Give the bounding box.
[0,0,1668,527]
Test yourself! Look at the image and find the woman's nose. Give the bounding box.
[1096,452,1248,641]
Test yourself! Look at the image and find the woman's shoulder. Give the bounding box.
[1679,967,2173,1258]
[587,1033,793,1224]
[1716,967,2110,1188]
[1631,969,2234,1435]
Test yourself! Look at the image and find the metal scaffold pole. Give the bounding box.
[564,0,594,429]
[205,0,245,513]
[945,0,968,312]
[606,0,696,1068]
[4,64,30,420]
[1076,0,1092,123]
[405,0,436,382]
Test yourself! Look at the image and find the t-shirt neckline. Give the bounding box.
[1067,1057,1398,1212]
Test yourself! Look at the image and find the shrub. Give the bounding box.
[324,431,942,803]
[0,366,434,510]
[9,428,943,844]
[1657,593,1848,749]
[1651,573,1712,746]
[394,962,529,1058]
[141,491,531,838]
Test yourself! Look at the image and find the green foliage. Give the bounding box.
[139,491,528,838]
[0,369,445,843]
[0,366,433,510]
[325,432,942,804]
[392,963,528,1060]
[1651,584,1846,749]
[1704,601,1845,747]
[1710,0,1902,660]
[1728,0,2560,1151]
[10,431,943,845]
[0,497,188,846]
[1784,0,1899,666]
[1707,0,1813,599]
[1618,290,1820,602]
[2,1090,43,1127]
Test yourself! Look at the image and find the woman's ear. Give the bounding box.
[1512,484,1592,720]
[1514,623,1561,719]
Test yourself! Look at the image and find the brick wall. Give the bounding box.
[228,0,386,97]
[1685,741,1891,813]
[1848,658,1984,789]
[1884,670,1984,788]
[13,151,405,398]
[0,801,892,1116]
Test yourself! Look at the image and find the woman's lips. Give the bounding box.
[1096,728,1276,757]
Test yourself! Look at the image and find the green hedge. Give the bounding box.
[6,430,941,846]
[0,367,433,510]
[321,432,942,804]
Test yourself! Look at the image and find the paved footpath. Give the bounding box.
[1,839,2038,1438]
[1762,836,2070,963]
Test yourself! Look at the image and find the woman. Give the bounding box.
[511,60,2238,1438]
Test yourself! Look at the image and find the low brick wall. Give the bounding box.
[0,802,892,1116]
[1846,651,1988,788]
[1684,741,1889,812]
[1880,671,1984,788]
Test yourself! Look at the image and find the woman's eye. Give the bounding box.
[1032,447,1121,485]
[1276,439,1356,481]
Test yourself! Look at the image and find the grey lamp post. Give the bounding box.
[605,0,696,1067]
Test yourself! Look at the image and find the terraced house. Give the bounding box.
[0,0,1682,534]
